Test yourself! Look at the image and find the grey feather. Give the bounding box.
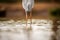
[22,0,34,12]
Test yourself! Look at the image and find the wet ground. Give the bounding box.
[0,19,59,40]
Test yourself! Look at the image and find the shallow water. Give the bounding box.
[0,19,58,40]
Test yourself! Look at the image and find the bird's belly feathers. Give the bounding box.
[22,0,34,11]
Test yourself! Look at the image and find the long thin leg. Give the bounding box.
[26,12,28,29]
[30,12,32,30]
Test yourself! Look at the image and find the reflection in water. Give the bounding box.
[0,19,57,40]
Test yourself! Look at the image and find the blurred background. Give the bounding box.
[0,0,60,20]
[0,0,60,40]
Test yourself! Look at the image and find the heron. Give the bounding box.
[22,0,34,30]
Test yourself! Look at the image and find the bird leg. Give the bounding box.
[25,11,32,30]
[29,11,32,30]
[26,11,28,30]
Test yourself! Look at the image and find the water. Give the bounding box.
[0,19,56,40]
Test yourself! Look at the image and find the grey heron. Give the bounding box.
[22,0,34,30]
